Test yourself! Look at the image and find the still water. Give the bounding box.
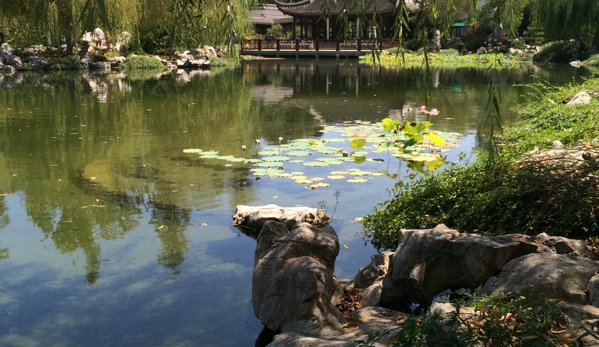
[0,59,587,346]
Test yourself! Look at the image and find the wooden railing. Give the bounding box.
[241,38,400,52]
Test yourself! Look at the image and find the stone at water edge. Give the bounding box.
[252,221,345,337]
[233,204,330,239]
[380,224,541,308]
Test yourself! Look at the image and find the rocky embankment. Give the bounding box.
[234,202,599,346]
[0,42,227,75]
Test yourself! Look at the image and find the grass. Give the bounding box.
[360,50,534,68]
[363,76,599,251]
[119,55,166,72]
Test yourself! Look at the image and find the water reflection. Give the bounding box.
[0,61,590,346]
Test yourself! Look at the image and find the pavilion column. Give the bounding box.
[356,18,360,38]
[293,18,297,39]
[326,18,330,39]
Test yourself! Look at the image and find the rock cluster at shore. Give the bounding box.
[235,204,599,346]
[0,42,226,74]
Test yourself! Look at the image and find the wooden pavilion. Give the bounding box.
[275,0,400,40]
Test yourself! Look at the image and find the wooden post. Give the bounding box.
[358,37,361,51]
[296,39,299,51]
[315,38,319,51]
[258,39,262,51]
[276,39,280,51]
[336,39,340,51]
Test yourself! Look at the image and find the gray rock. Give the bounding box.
[88,62,112,71]
[537,232,587,256]
[253,221,345,336]
[481,253,599,305]
[360,283,382,307]
[0,43,13,62]
[233,204,331,239]
[380,224,541,308]
[268,306,406,347]
[567,91,591,105]
[587,274,599,307]
[27,56,48,70]
[352,251,392,289]
[6,55,22,69]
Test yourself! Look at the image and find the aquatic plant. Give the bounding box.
[183,121,460,190]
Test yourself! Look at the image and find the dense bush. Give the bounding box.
[461,23,490,52]
[363,77,599,251]
[120,55,166,71]
[359,289,569,347]
[404,39,422,52]
[265,24,284,41]
[46,58,86,71]
[585,54,599,66]
[533,40,591,64]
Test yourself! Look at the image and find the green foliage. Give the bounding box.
[363,77,599,251]
[510,39,527,50]
[47,58,86,71]
[461,22,491,52]
[2,22,45,47]
[533,40,591,64]
[442,39,466,52]
[584,54,599,67]
[359,289,569,347]
[208,57,230,68]
[119,55,165,71]
[265,23,284,41]
[404,39,422,52]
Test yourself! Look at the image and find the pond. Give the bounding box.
[0,59,589,347]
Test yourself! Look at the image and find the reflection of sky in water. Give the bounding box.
[0,62,586,346]
[1,195,262,346]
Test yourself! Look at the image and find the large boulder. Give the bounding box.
[352,251,393,289]
[267,306,407,347]
[253,221,345,337]
[481,253,599,305]
[380,224,542,308]
[233,204,331,239]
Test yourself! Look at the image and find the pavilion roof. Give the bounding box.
[251,4,294,25]
[275,0,399,17]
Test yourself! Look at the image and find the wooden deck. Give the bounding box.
[240,38,399,58]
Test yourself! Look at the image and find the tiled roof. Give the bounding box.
[275,0,398,16]
[251,4,294,25]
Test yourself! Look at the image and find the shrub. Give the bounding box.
[404,39,422,52]
[208,56,230,68]
[461,23,490,52]
[265,24,284,41]
[510,39,527,50]
[359,289,570,347]
[363,77,599,251]
[47,58,86,71]
[120,55,165,71]
[584,54,599,66]
[533,40,591,64]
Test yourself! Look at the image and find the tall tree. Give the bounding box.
[534,0,599,45]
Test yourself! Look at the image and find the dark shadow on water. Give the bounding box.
[255,326,279,347]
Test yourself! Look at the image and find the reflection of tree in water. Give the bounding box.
[150,203,191,272]
[0,196,9,260]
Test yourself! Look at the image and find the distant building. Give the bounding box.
[275,0,405,39]
[251,4,294,35]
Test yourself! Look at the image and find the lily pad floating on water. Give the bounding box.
[327,175,346,180]
[306,182,330,190]
[302,161,329,167]
[183,148,203,153]
[286,150,313,157]
[347,178,368,183]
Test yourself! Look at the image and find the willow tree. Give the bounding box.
[534,0,599,45]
